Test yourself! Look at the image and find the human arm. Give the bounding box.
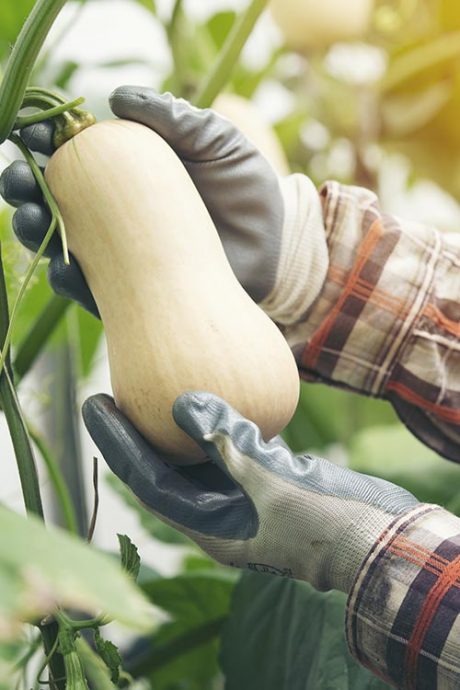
[83,390,460,689]
[293,181,460,463]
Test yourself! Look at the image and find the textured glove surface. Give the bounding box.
[83,391,419,593]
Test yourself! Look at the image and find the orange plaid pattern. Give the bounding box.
[346,506,460,689]
[287,181,460,461]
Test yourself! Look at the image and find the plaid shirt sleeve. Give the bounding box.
[286,180,460,462]
[347,504,460,689]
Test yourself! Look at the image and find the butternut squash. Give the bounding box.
[269,0,374,51]
[45,120,300,464]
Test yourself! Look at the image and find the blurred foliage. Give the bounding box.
[0,505,153,634]
[283,381,397,451]
[127,570,236,690]
[349,423,460,511]
[221,572,391,689]
[0,0,35,62]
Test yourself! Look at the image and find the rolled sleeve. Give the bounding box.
[346,505,460,689]
[288,181,460,462]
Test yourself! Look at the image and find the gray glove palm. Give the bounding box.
[0,85,286,311]
[83,390,419,593]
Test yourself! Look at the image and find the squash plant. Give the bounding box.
[0,0,460,688]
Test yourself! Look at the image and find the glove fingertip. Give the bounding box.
[48,254,100,318]
[172,391,224,441]
[21,121,55,156]
[82,393,115,431]
[109,84,158,116]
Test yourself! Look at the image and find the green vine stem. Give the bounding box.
[9,132,68,259]
[28,423,79,535]
[0,134,68,383]
[0,0,69,144]
[0,244,44,518]
[14,295,71,381]
[15,96,85,129]
[193,0,269,108]
[0,245,66,687]
[74,637,116,690]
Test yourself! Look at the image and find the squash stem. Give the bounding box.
[193,0,269,108]
[15,96,85,129]
[0,0,69,144]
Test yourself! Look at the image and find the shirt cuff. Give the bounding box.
[346,504,460,689]
[257,174,329,326]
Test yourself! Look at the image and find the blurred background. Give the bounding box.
[1,0,460,687]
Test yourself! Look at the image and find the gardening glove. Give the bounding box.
[0,87,328,322]
[82,390,419,593]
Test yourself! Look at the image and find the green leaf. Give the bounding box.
[0,0,35,62]
[349,424,460,509]
[142,570,237,619]
[0,505,153,634]
[94,629,122,684]
[221,573,391,689]
[0,635,33,689]
[107,474,191,545]
[181,553,218,572]
[118,534,141,582]
[130,571,237,689]
[206,11,237,50]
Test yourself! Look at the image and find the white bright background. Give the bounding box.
[1,0,460,581]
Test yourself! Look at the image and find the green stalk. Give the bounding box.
[0,245,43,518]
[28,424,79,535]
[15,96,85,129]
[193,0,268,108]
[74,637,116,690]
[0,246,66,687]
[9,133,69,263]
[14,295,71,381]
[0,0,69,144]
[0,135,68,384]
[0,249,66,687]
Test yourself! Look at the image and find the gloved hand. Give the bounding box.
[83,390,419,593]
[0,86,327,322]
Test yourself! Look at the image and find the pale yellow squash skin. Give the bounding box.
[269,0,373,51]
[45,120,300,464]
